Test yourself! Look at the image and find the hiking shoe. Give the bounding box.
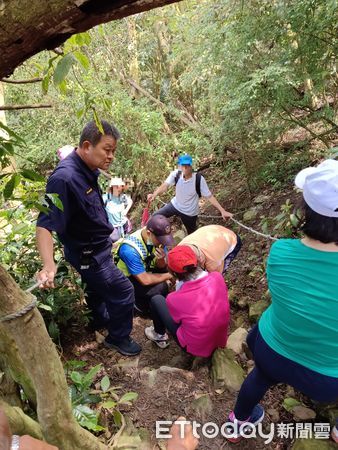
[104,336,142,356]
[145,326,169,349]
[225,404,265,443]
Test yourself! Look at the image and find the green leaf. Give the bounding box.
[0,122,26,143]
[282,397,302,412]
[93,110,104,133]
[48,321,60,341]
[101,400,117,409]
[74,51,90,71]
[2,142,14,155]
[58,79,68,95]
[83,364,101,386]
[20,169,45,182]
[75,32,92,46]
[3,173,20,200]
[119,392,138,404]
[70,371,83,385]
[46,193,64,211]
[76,108,85,119]
[100,375,110,393]
[41,74,50,94]
[72,404,104,431]
[53,54,76,85]
[38,303,53,311]
[113,409,123,427]
[65,360,87,371]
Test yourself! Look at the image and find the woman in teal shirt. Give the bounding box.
[226,159,338,443]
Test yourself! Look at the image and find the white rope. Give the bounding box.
[199,214,278,241]
[153,199,278,241]
[0,262,61,323]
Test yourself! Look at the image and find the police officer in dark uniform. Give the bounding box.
[36,120,141,356]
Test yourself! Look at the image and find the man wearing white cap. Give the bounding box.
[225,159,338,443]
[103,177,133,241]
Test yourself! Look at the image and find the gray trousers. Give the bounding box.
[154,202,198,235]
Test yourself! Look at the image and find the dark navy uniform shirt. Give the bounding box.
[37,151,113,266]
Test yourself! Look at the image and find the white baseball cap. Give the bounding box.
[109,177,125,187]
[295,159,338,218]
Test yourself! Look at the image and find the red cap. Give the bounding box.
[167,245,198,273]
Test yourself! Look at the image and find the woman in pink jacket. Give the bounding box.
[145,245,230,355]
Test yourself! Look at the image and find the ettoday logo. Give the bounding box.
[156,420,333,444]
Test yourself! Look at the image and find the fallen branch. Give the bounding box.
[0,104,52,111]
[124,76,209,136]
[1,77,43,84]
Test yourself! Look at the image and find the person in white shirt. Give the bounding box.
[147,154,232,234]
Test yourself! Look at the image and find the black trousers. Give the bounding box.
[150,295,181,343]
[77,251,135,342]
[129,277,168,315]
[154,202,198,235]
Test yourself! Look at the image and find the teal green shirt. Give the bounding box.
[259,239,338,377]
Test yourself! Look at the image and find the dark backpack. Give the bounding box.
[174,170,202,198]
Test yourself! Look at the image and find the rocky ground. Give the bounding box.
[62,174,337,449]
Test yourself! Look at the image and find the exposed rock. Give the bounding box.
[227,288,237,303]
[267,407,280,423]
[234,316,245,328]
[292,406,316,421]
[292,437,337,450]
[173,229,187,244]
[226,328,248,355]
[191,394,213,420]
[211,348,245,392]
[249,300,270,322]
[243,208,259,222]
[254,194,270,204]
[315,404,338,426]
[237,297,249,309]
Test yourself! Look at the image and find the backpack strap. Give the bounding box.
[175,169,202,197]
[174,170,182,186]
[195,172,202,198]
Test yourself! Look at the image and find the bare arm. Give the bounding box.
[124,196,133,215]
[206,195,233,220]
[36,226,57,288]
[147,182,170,202]
[133,271,172,286]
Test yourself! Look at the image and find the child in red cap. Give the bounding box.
[144,245,230,356]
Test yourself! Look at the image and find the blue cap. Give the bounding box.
[178,154,193,166]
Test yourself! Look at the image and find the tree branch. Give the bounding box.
[0,104,52,111]
[0,399,43,439]
[1,78,43,84]
[125,76,209,136]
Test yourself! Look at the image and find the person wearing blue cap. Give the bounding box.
[147,154,232,234]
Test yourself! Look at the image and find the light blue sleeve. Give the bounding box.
[118,244,146,275]
[200,175,212,197]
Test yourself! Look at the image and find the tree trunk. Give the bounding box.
[0,326,36,407]
[0,400,43,440]
[0,265,106,450]
[0,0,182,79]
[127,17,140,99]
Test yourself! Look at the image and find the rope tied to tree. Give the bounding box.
[0,270,59,323]
[0,298,37,323]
